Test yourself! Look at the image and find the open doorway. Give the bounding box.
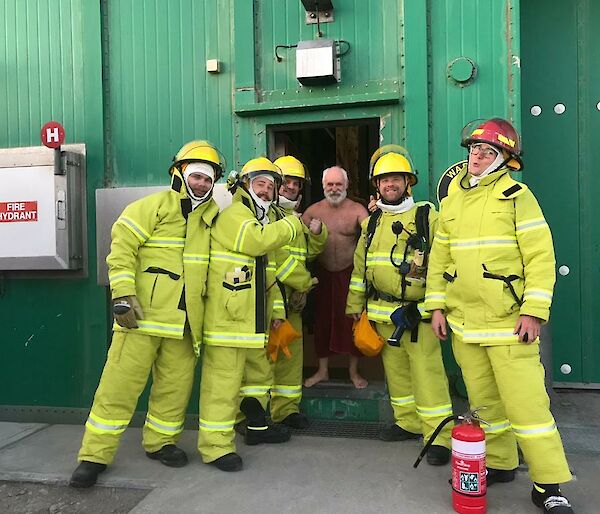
[268,119,379,210]
[267,118,385,382]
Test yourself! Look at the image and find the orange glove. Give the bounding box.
[267,319,301,362]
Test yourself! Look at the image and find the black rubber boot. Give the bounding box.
[245,423,291,445]
[69,461,107,488]
[240,397,291,445]
[531,484,574,513]
[486,467,517,486]
[426,445,450,466]
[282,412,310,429]
[145,444,188,467]
[378,424,421,442]
[211,452,243,472]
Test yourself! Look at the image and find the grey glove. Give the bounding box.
[288,291,307,313]
[113,295,144,329]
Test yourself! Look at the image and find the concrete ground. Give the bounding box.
[0,390,599,514]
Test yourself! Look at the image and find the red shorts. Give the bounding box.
[313,264,361,358]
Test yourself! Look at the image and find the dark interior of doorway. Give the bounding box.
[268,119,385,382]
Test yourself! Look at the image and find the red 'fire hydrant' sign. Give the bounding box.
[0,201,39,222]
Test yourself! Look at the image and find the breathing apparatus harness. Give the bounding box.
[364,204,431,344]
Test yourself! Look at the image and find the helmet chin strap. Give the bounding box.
[248,186,272,224]
[182,163,215,210]
[376,196,415,214]
[469,152,510,186]
[278,194,299,210]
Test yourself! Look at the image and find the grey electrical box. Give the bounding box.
[0,145,86,271]
[95,186,167,285]
[296,39,339,85]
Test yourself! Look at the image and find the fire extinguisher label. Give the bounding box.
[460,472,480,492]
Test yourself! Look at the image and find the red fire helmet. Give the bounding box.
[461,118,523,170]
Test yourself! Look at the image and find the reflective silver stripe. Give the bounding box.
[276,256,298,281]
[145,238,185,246]
[109,272,135,284]
[183,254,209,263]
[450,238,517,248]
[390,395,415,406]
[271,385,302,397]
[118,217,150,241]
[86,417,128,432]
[367,306,395,316]
[136,322,183,334]
[199,419,235,431]
[462,329,518,342]
[240,386,271,396]
[349,279,366,291]
[512,422,557,438]
[234,219,256,252]
[210,251,254,265]
[204,332,265,344]
[416,404,453,417]
[516,218,548,233]
[425,293,446,301]
[524,289,553,301]
[484,420,511,434]
[281,217,297,240]
[446,316,463,335]
[145,416,184,433]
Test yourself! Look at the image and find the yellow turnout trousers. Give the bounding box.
[270,311,303,422]
[452,335,572,484]
[197,345,272,463]
[78,330,197,465]
[377,322,452,448]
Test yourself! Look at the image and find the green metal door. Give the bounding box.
[521,0,600,386]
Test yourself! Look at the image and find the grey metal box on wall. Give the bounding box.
[0,145,86,271]
[95,186,167,286]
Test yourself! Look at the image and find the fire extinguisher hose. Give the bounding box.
[413,414,459,468]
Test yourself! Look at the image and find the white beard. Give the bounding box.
[325,190,347,206]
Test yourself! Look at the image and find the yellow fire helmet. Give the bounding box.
[273,155,311,185]
[169,140,226,180]
[239,156,283,185]
[369,145,418,187]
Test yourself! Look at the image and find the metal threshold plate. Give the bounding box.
[289,419,387,440]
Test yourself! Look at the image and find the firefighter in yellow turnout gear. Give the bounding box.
[426,118,574,513]
[70,141,224,488]
[270,156,327,428]
[346,146,452,466]
[198,157,304,472]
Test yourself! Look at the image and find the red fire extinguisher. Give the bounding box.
[414,408,488,514]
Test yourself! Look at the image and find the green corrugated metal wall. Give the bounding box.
[0,0,106,408]
[1,0,534,415]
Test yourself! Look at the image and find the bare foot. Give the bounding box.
[304,370,329,388]
[350,373,368,389]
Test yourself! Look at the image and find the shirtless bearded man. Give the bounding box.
[303,166,369,388]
